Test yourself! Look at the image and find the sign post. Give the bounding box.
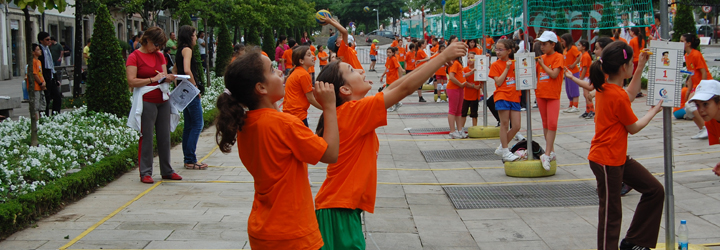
[481,0,487,127]
[657,1,676,246]
[515,52,536,160]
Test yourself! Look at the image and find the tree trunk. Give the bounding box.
[233,26,238,44]
[24,8,38,147]
[73,0,83,98]
[205,19,210,86]
[209,26,214,68]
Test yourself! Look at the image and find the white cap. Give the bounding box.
[536,31,558,43]
[689,80,720,102]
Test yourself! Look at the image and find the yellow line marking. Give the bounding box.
[198,145,219,163]
[59,182,163,250]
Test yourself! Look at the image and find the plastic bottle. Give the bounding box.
[678,220,688,250]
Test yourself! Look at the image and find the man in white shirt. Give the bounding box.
[198,31,207,70]
[618,13,635,42]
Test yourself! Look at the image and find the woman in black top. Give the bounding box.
[175,25,207,170]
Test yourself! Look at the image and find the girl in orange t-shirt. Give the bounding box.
[380,47,404,95]
[489,39,522,162]
[406,43,426,102]
[369,40,378,71]
[447,54,467,138]
[629,27,647,76]
[215,52,340,250]
[460,52,482,128]
[317,45,329,71]
[313,43,468,250]
[467,39,482,55]
[398,39,406,72]
[586,41,664,250]
[564,37,614,120]
[682,33,715,139]
[534,31,564,170]
[560,34,582,112]
[282,46,323,127]
[431,45,447,101]
[688,81,720,176]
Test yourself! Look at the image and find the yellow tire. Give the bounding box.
[440,93,447,101]
[654,244,711,250]
[434,94,438,102]
[422,84,434,90]
[467,126,500,138]
[504,159,556,177]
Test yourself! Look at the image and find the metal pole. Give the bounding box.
[376,9,379,32]
[482,0,488,127]
[523,0,532,161]
[442,4,445,39]
[459,0,462,40]
[660,0,675,248]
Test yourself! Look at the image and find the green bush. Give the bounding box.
[672,4,696,42]
[85,5,131,117]
[246,28,261,47]
[215,23,232,76]
[262,27,276,59]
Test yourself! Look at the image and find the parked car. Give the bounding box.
[696,24,714,38]
[367,30,395,40]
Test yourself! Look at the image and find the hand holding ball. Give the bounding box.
[316,10,332,25]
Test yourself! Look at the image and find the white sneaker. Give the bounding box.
[457,130,468,139]
[514,133,525,141]
[502,149,520,162]
[563,106,573,113]
[691,127,709,139]
[550,151,556,161]
[540,154,551,170]
[494,144,503,156]
[387,106,396,112]
[449,131,461,139]
[520,107,527,111]
[567,107,580,113]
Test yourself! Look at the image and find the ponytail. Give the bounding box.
[589,60,606,92]
[215,52,266,153]
[589,41,634,93]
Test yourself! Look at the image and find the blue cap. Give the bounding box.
[327,34,339,53]
[681,220,686,224]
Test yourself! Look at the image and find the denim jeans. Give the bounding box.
[182,95,204,164]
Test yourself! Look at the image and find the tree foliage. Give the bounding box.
[86,5,131,117]
[672,3,696,42]
[215,23,232,76]
[314,0,406,32]
[262,27,276,59]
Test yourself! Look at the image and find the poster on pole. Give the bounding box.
[514,53,536,90]
[474,54,490,81]
[646,41,684,107]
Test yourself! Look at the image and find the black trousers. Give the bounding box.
[42,68,61,116]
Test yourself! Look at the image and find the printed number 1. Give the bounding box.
[663,70,667,78]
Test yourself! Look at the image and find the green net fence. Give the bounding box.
[401,0,655,39]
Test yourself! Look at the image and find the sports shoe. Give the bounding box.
[563,106,573,113]
[691,127,709,139]
[514,133,525,141]
[419,96,427,102]
[620,183,633,196]
[585,111,595,119]
[387,104,397,112]
[520,107,527,111]
[397,102,403,108]
[458,130,468,139]
[567,107,580,113]
[502,149,520,162]
[162,173,183,180]
[494,144,503,156]
[449,131,460,139]
[580,112,589,118]
[540,154,551,171]
[141,175,154,184]
[619,239,650,250]
[532,102,538,108]
[550,151,557,161]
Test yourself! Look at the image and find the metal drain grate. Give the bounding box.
[397,112,448,119]
[443,183,598,209]
[421,148,499,162]
[408,127,468,135]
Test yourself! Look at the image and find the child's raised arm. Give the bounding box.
[324,18,348,47]
[314,81,339,163]
[626,50,649,102]
[564,68,595,91]
[382,42,468,108]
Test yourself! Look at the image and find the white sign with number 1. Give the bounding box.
[646,41,684,107]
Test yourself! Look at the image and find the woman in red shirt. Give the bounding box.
[126,27,179,184]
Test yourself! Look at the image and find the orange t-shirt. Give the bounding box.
[468,47,482,56]
[447,60,465,89]
[283,48,294,69]
[391,40,398,48]
[587,84,638,166]
[535,52,565,99]
[318,51,328,66]
[432,54,446,76]
[489,59,520,103]
[398,47,406,62]
[463,66,481,101]
[674,87,688,112]
[485,37,495,50]
[612,37,628,44]
[580,51,592,79]
[405,51,417,70]
[431,44,439,54]
[261,51,269,57]
[26,58,44,91]
[629,37,646,63]
[416,50,428,67]
[564,46,581,74]
[706,119,720,145]
[315,92,388,213]
[370,44,377,56]
[686,49,713,90]
[338,41,363,70]
[282,67,313,121]
[237,108,327,248]
[308,45,316,73]
[385,55,400,85]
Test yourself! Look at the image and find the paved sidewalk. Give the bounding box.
[2,57,720,250]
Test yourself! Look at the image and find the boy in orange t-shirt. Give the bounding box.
[27,44,46,119]
[485,35,495,54]
[397,39,406,73]
[369,40,378,71]
[460,52,482,128]
[317,45,329,71]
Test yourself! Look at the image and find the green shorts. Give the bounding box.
[316,208,365,250]
[399,61,406,69]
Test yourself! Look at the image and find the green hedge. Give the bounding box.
[0,106,219,239]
